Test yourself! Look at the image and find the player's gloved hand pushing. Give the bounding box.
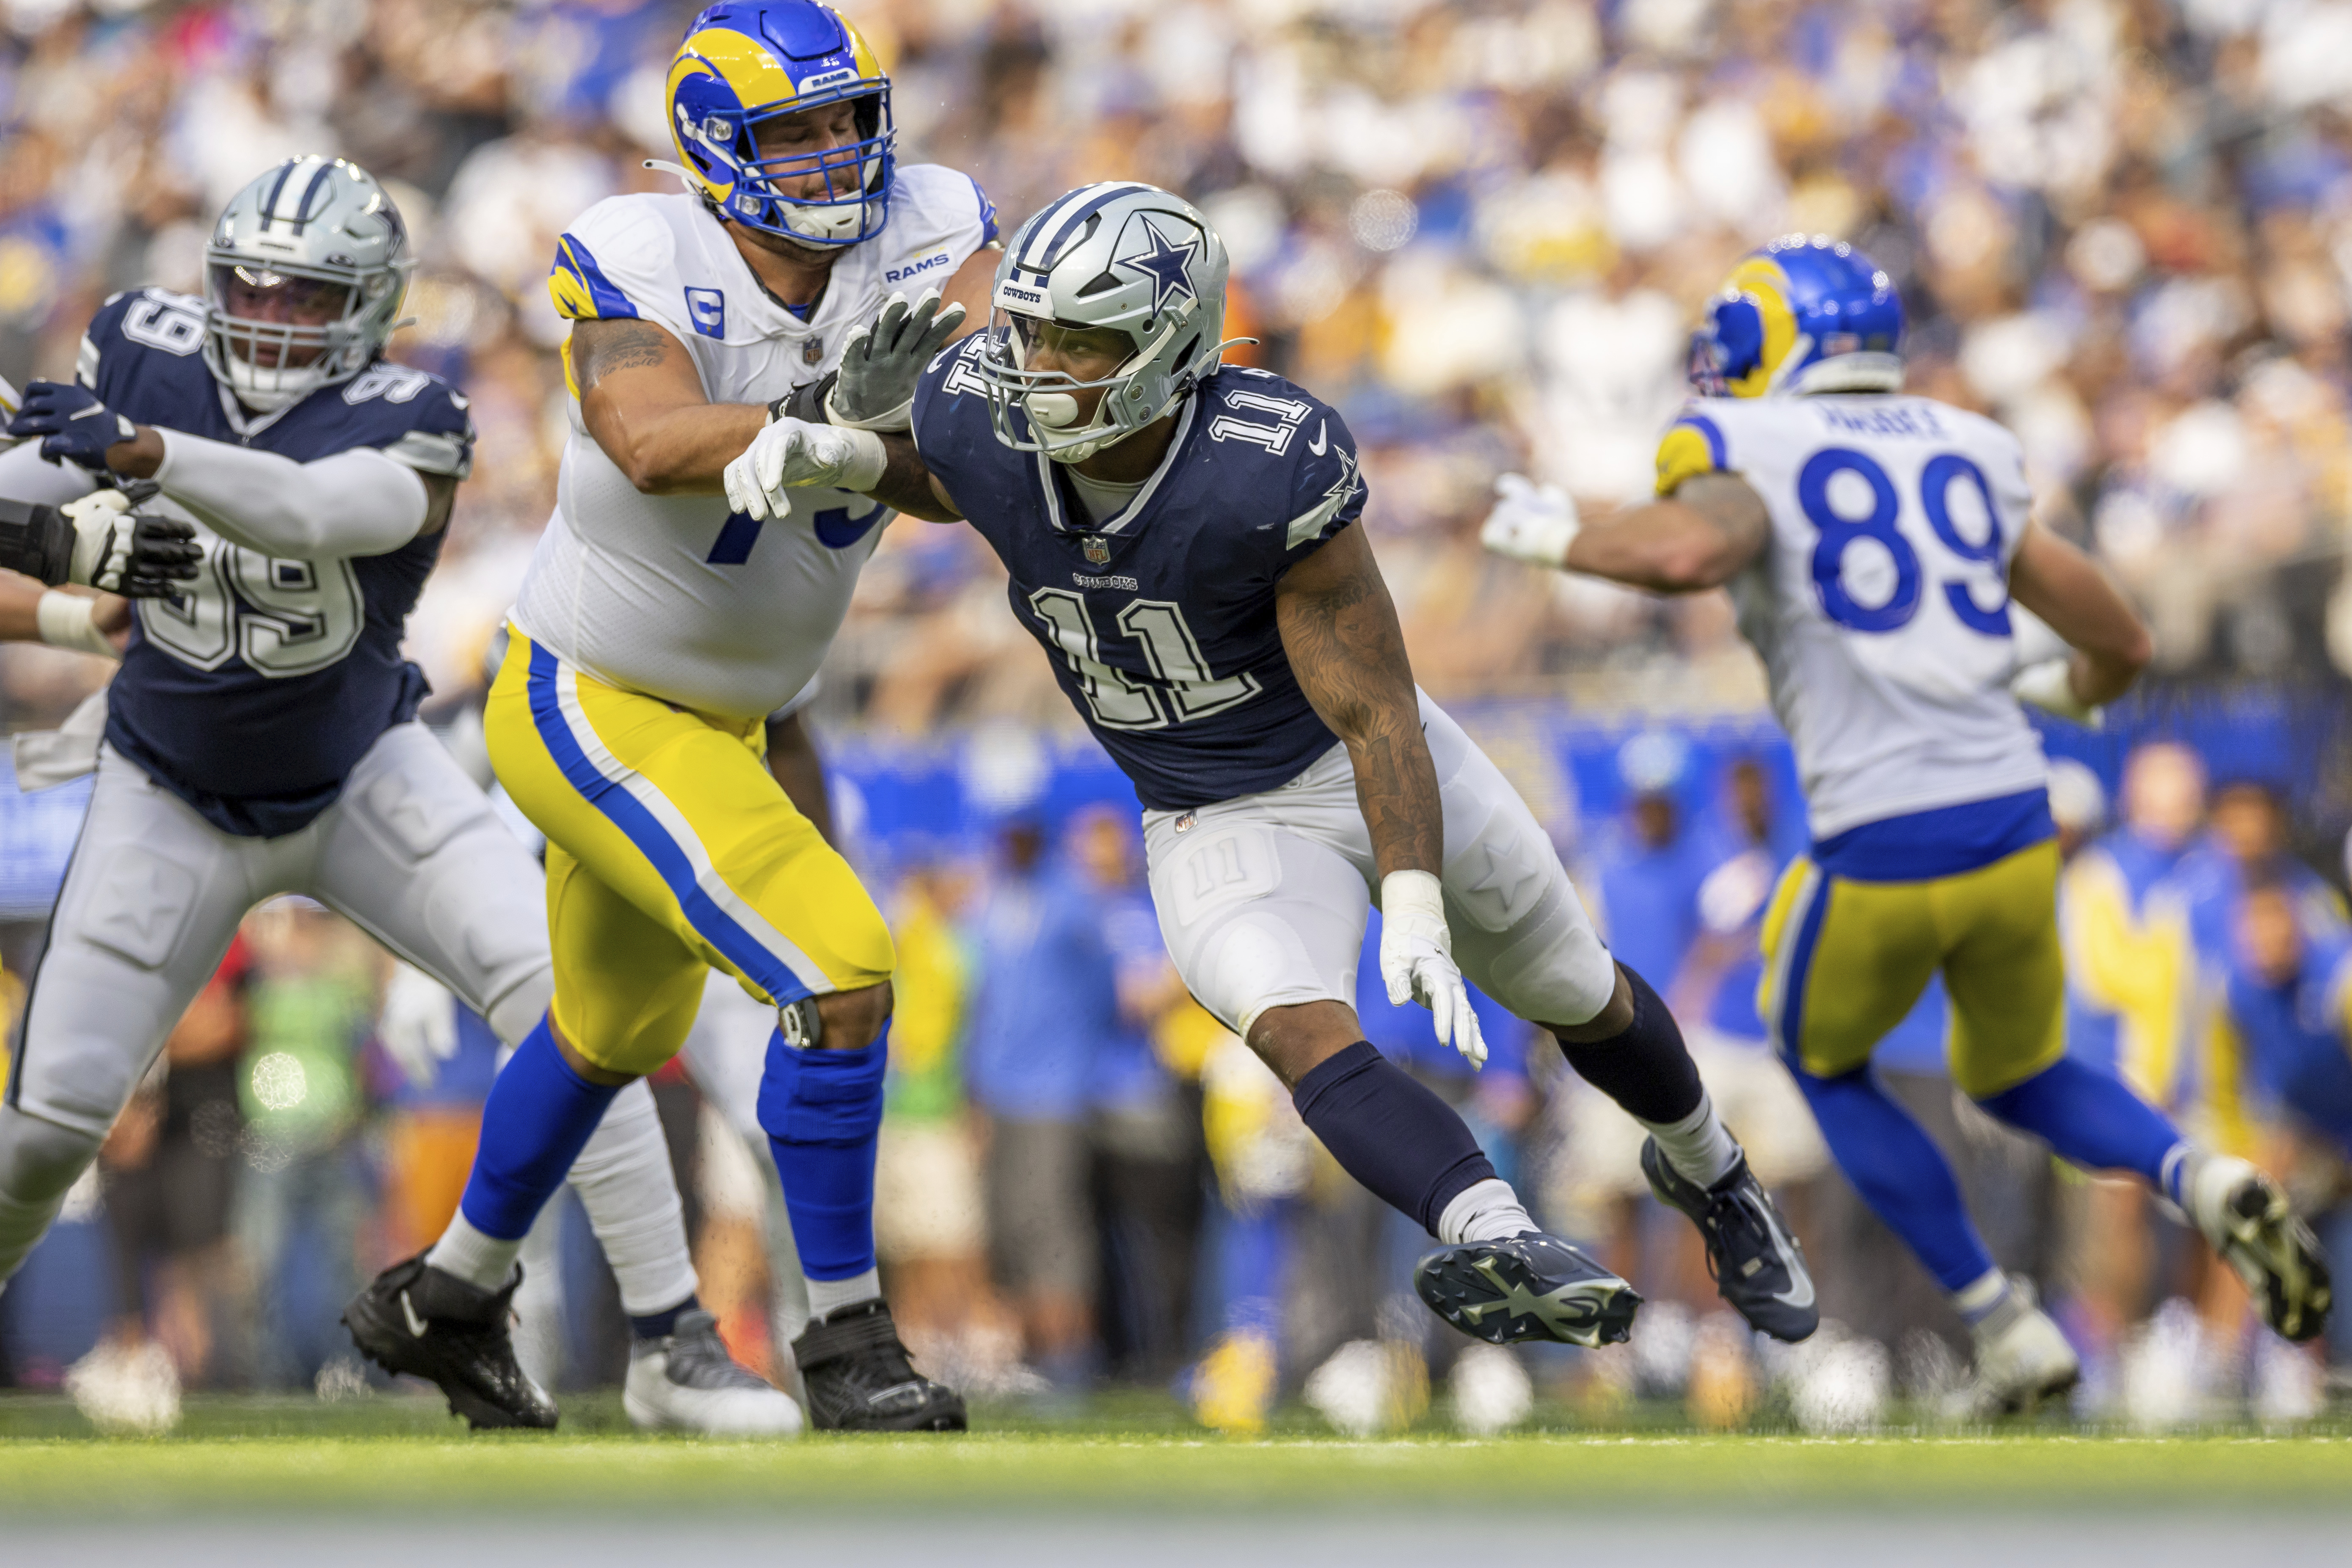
[1479,473,1582,569]
[825,287,968,431]
[1380,870,1487,1069]
[6,379,138,472]
[724,418,888,522]
[0,488,200,597]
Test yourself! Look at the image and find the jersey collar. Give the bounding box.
[1029,393,1198,537]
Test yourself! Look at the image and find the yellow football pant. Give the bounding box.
[1757,839,2066,1099]
[484,629,893,1076]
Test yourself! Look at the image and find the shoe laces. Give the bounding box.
[1699,1179,1778,1286]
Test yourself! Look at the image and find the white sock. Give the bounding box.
[565,1077,700,1315]
[1641,1087,1741,1189]
[805,1267,882,1323]
[1437,1177,1536,1245]
[426,1210,522,1294]
[1952,1266,2018,1334]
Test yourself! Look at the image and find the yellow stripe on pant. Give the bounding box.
[485,628,893,1076]
[1757,839,2065,1098]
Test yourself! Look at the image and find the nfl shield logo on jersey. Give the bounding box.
[1084,535,1110,565]
[802,333,825,367]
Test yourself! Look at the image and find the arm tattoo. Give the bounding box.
[1276,527,1443,878]
[571,319,678,394]
[870,433,963,522]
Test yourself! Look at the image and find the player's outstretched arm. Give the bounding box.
[1278,524,1486,1065]
[1481,471,1770,593]
[573,316,766,496]
[722,424,962,523]
[2007,522,2153,708]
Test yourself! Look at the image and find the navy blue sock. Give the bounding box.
[1793,1064,1997,1292]
[1978,1056,2184,1188]
[458,1014,623,1242]
[630,1294,698,1342]
[1554,962,1705,1124]
[1290,1041,1494,1236]
[759,1022,887,1281]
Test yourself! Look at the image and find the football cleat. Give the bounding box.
[790,1300,967,1431]
[1413,1232,1641,1349]
[342,1254,557,1430]
[626,1308,804,1436]
[2189,1156,2333,1343]
[1943,1275,2079,1419]
[1640,1139,1819,1342]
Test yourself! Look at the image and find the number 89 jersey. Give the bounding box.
[83,287,474,838]
[1657,394,2046,839]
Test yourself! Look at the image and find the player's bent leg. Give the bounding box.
[1420,703,1812,1339]
[2,750,260,1284]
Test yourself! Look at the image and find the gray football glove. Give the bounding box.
[824,287,968,432]
[0,486,200,597]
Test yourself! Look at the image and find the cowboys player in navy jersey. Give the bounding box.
[725,181,1818,1349]
[0,157,797,1433]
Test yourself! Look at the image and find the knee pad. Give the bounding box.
[1475,891,1618,1028]
[485,962,557,1051]
[0,1105,103,1204]
[758,1027,887,1148]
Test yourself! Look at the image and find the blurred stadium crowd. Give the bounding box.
[4,0,2352,1430]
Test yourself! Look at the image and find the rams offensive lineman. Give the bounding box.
[727,182,1819,1351]
[347,0,991,1431]
[1481,235,2330,1408]
[0,159,796,1436]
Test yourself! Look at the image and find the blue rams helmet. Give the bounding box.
[1687,235,1903,397]
[665,1,894,248]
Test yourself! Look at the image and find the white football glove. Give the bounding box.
[377,961,459,1090]
[2010,657,2102,728]
[1379,870,1486,1069]
[1479,472,1581,569]
[723,418,888,521]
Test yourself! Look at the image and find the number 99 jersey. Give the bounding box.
[1657,394,2046,840]
[80,287,474,838]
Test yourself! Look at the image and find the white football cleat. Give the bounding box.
[64,1336,181,1434]
[1944,1276,2079,1419]
[2187,1155,2333,1344]
[624,1309,803,1436]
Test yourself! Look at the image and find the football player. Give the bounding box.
[0,155,798,1434]
[725,182,1819,1351]
[1480,235,2331,1408]
[347,0,994,1431]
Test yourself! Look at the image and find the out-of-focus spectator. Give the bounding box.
[964,814,1113,1392]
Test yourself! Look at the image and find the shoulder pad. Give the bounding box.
[1656,406,1731,496]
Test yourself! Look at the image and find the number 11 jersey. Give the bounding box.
[1656,394,2046,839]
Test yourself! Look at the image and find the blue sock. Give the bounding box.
[630,1293,698,1341]
[1977,1056,2186,1189]
[1291,1041,1495,1235]
[1218,1199,1293,1339]
[759,1022,887,1281]
[457,1014,623,1242]
[1792,1064,1997,1292]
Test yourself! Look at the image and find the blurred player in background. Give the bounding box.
[1482,235,2332,1411]
[0,156,789,1436]
[349,0,996,1432]
[729,181,1819,1353]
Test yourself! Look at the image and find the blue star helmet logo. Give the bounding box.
[1119,215,1201,317]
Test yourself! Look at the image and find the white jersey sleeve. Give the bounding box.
[549,197,697,346]
[1659,394,2048,839]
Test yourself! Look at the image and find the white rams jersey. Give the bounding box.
[513,165,996,720]
[1656,394,2047,838]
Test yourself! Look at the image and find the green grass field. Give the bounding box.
[5,1393,2352,1518]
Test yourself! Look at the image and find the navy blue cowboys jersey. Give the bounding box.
[911,343,1364,811]
[84,287,474,836]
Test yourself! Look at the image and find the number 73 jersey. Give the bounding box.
[1658,394,2047,839]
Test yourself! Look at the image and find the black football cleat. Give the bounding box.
[791,1300,967,1431]
[342,1253,557,1430]
[1414,1232,1641,1348]
[1641,1138,1818,1342]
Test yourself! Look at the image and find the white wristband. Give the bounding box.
[838,426,888,492]
[1381,868,1446,923]
[36,590,118,660]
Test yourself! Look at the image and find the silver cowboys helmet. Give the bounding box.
[977,182,1240,464]
[203,157,416,412]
